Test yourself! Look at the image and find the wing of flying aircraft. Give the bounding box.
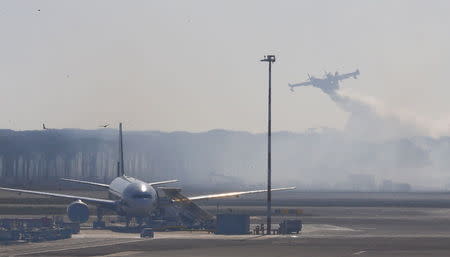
[288,81,313,92]
[335,69,360,81]
[289,81,312,88]
[0,186,116,208]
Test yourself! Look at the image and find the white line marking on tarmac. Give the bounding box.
[353,250,367,255]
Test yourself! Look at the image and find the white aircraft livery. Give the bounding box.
[0,123,295,227]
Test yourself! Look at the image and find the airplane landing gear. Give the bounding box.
[124,217,144,228]
[93,207,106,229]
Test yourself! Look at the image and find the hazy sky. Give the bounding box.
[1,0,450,133]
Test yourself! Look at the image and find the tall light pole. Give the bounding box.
[260,54,275,234]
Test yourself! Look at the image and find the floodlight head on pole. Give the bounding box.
[260,55,276,63]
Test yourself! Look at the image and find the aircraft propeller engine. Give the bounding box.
[67,200,89,223]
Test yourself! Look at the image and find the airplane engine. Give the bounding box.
[67,200,89,223]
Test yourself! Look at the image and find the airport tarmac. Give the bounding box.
[2,206,450,257]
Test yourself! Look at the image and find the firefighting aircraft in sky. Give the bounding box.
[289,69,360,94]
[0,123,295,227]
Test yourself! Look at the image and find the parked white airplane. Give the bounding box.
[0,123,295,227]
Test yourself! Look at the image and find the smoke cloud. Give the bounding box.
[272,78,450,191]
[326,88,450,140]
[330,89,426,140]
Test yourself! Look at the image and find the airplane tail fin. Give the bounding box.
[118,123,125,177]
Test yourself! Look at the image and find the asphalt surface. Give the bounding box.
[2,206,450,257]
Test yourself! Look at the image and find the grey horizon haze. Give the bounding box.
[1,1,450,135]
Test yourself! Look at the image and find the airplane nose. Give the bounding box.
[122,182,157,216]
[126,198,154,215]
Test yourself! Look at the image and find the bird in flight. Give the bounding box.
[100,124,109,128]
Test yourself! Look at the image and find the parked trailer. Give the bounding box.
[278,219,302,234]
[215,214,250,235]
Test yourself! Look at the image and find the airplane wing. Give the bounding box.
[289,81,312,88]
[0,187,116,207]
[335,70,360,81]
[61,178,109,189]
[187,186,296,201]
[148,179,179,186]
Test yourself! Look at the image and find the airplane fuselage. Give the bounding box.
[310,77,340,94]
[109,176,158,217]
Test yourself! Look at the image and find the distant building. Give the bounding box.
[380,179,411,192]
[347,174,376,191]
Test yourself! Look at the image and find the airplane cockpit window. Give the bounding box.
[132,192,153,199]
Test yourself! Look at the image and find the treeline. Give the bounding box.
[1,128,449,191]
[0,129,266,190]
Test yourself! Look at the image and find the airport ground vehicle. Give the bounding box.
[140,228,154,238]
[278,219,302,234]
